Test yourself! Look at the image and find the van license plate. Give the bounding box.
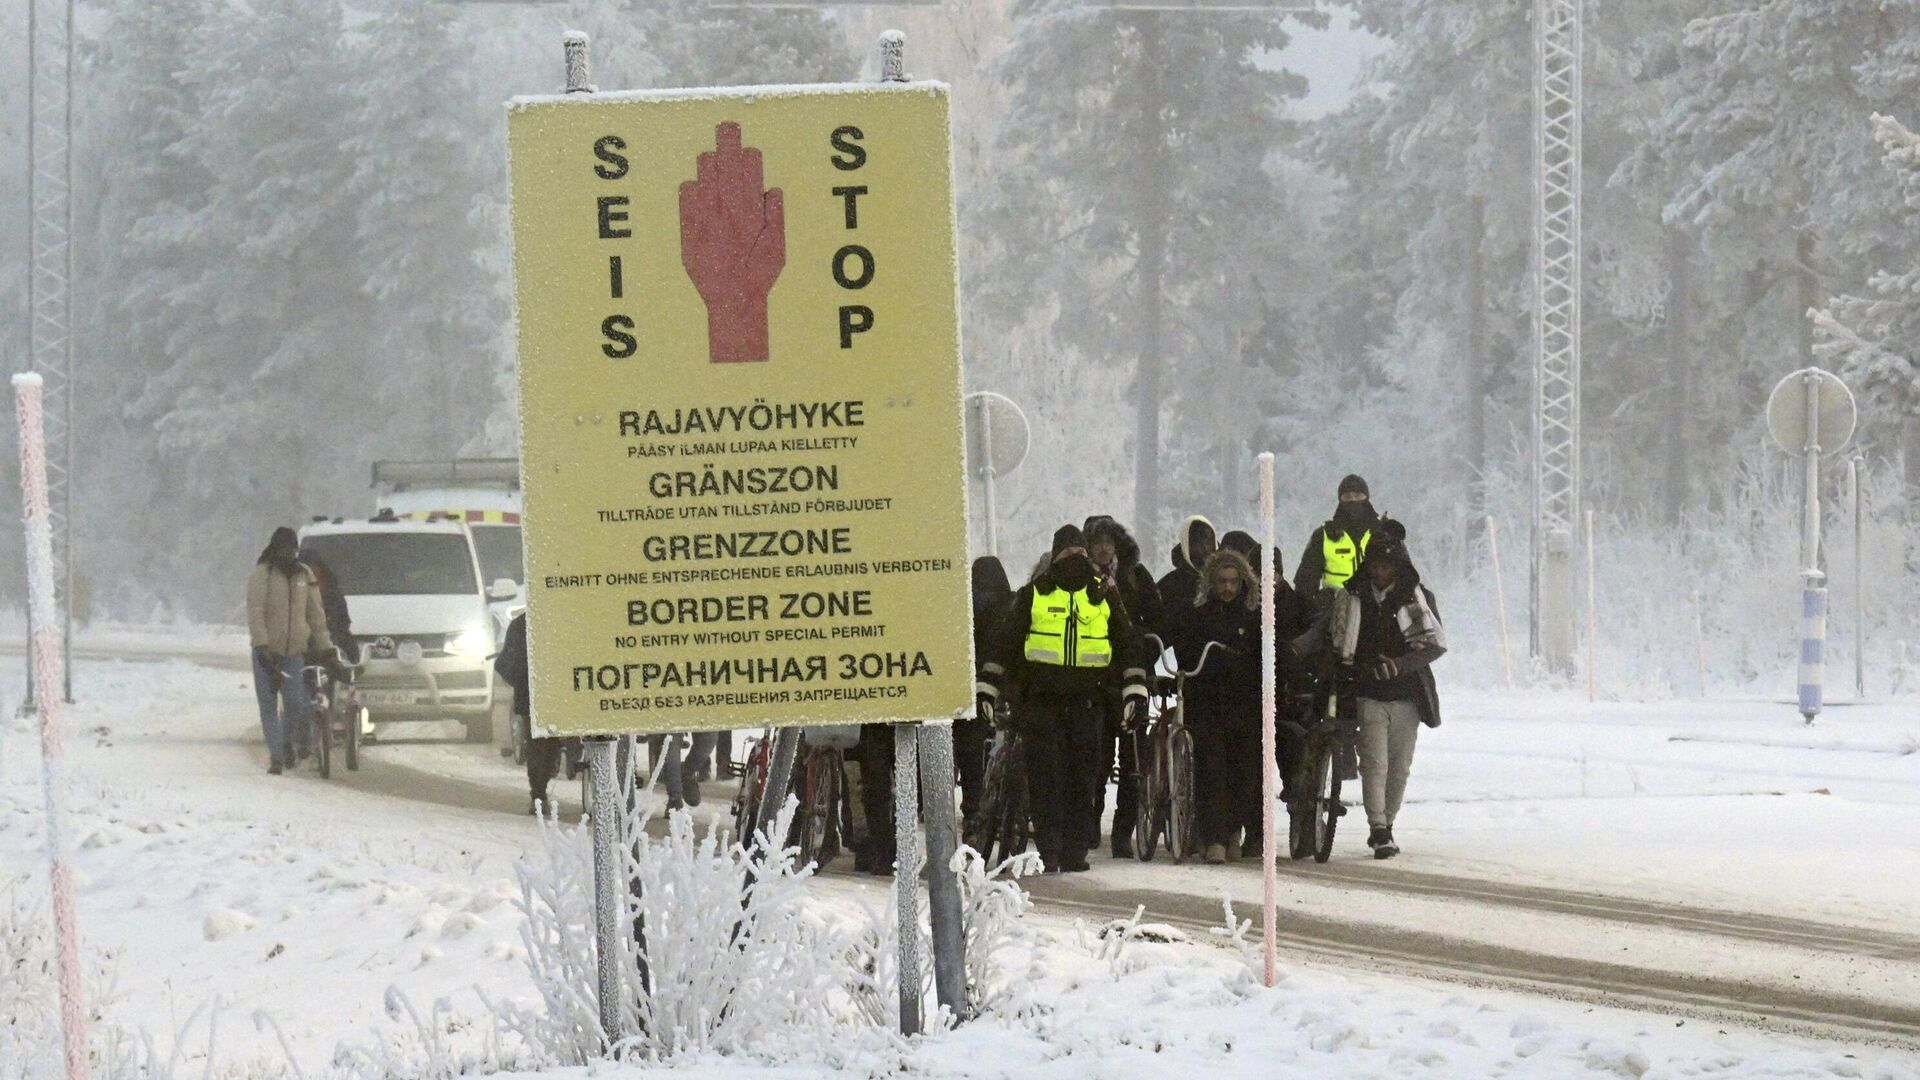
[363,690,424,707]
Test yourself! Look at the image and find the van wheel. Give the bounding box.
[464,716,492,744]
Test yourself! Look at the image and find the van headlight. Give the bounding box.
[446,626,493,659]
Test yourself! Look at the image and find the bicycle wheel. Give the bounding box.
[1000,736,1031,861]
[344,702,363,771]
[734,740,768,847]
[794,754,829,867]
[314,691,333,780]
[1312,749,1341,864]
[967,740,1009,863]
[1132,734,1161,862]
[1168,727,1198,863]
[1291,745,1325,859]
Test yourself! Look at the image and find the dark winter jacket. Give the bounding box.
[1292,501,1383,596]
[1340,566,1446,728]
[971,556,1013,671]
[1155,515,1215,643]
[494,613,529,715]
[979,567,1147,711]
[1174,591,1262,736]
[1084,517,1166,647]
[299,554,357,663]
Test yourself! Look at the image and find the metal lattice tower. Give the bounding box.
[1530,0,1581,666]
[26,0,76,702]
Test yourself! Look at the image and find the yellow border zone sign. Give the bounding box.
[507,82,972,737]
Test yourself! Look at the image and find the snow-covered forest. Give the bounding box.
[3,0,1917,692]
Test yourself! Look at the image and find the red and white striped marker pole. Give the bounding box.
[14,373,90,1080]
[1258,451,1278,987]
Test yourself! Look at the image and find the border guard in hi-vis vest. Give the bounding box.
[1292,474,1382,596]
[978,524,1147,873]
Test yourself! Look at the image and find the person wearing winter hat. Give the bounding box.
[978,524,1148,873]
[1293,475,1381,596]
[1219,530,1261,570]
[1082,516,1162,859]
[1333,529,1445,859]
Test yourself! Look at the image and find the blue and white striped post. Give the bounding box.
[1796,370,1825,724]
[1798,580,1826,721]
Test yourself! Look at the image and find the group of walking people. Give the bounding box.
[972,475,1447,870]
[278,473,1444,876]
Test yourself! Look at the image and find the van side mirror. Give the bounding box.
[489,578,520,601]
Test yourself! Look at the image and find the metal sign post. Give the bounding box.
[1849,454,1865,699]
[1257,452,1278,987]
[892,720,924,1035]
[918,722,967,1021]
[965,390,1029,560]
[1766,368,1857,724]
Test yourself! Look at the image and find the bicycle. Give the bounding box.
[294,651,361,779]
[1132,636,1229,864]
[964,703,1029,867]
[731,729,854,868]
[1286,680,1358,863]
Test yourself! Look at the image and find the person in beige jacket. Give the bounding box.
[248,526,331,774]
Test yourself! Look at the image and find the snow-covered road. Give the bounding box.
[4,652,1919,1077]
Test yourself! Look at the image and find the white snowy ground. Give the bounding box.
[2,655,1917,1078]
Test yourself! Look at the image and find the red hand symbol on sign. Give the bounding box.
[679,122,786,363]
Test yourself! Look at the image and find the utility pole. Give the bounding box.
[25,0,77,704]
[1531,0,1581,669]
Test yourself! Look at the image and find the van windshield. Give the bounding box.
[301,532,477,596]
[471,524,524,586]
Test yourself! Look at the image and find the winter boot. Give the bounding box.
[1204,843,1227,865]
[1111,833,1134,861]
[1373,828,1399,859]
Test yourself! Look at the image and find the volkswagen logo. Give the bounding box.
[369,636,397,660]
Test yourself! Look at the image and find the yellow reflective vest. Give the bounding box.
[1321,527,1372,589]
[1023,584,1114,668]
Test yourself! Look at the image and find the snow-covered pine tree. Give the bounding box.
[153,0,377,592]
[1815,113,1920,494]
[343,6,512,463]
[1619,0,1920,499]
[975,0,1317,550]
[1306,0,1533,522]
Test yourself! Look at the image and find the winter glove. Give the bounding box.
[1368,657,1402,682]
[254,646,283,669]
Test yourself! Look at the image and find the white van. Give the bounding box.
[298,516,516,742]
[371,459,524,643]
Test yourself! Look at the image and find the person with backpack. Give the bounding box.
[979,525,1147,873]
[247,527,332,774]
[1334,530,1445,859]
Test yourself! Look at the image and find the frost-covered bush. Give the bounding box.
[0,880,156,1079]
[499,797,1043,1067]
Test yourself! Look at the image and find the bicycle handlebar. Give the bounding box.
[1176,639,1239,680]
